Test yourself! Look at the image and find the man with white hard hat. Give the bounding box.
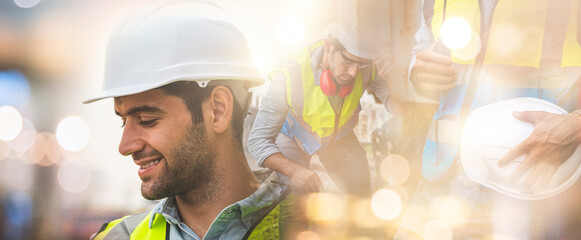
[248,21,390,198]
[87,1,289,239]
[396,0,581,239]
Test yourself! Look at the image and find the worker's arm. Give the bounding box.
[247,72,290,167]
[498,110,581,188]
[247,72,322,193]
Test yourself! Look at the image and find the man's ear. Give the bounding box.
[205,86,233,134]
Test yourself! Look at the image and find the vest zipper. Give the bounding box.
[331,98,344,142]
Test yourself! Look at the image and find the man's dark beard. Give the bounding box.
[141,123,218,204]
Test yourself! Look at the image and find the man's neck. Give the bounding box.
[174,153,260,239]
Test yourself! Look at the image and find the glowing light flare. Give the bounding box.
[7,118,36,152]
[305,192,346,223]
[277,14,305,46]
[379,154,410,185]
[453,31,482,60]
[371,188,402,221]
[430,195,470,227]
[440,17,472,50]
[13,0,41,8]
[4,159,34,190]
[56,116,90,152]
[26,132,61,166]
[350,199,381,228]
[423,220,453,240]
[58,159,91,193]
[251,52,271,79]
[0,106,23,141]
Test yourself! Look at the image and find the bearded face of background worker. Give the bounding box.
[324,39,373,86]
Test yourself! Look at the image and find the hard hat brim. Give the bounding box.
[83,76,264,104]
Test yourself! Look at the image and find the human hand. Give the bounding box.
[410,43,457,99]
[289,165,323,193]
[498,110,581,189]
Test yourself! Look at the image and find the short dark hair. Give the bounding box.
[158,81,245,145]
[331,38,346,54]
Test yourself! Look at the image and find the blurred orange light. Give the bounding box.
[305,192,346,223]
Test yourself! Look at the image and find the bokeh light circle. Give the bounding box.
[56,116,90,152]
[371,188,402,220]
[440,17,472,50]
[0,106,23,141]
[7,118,36,152]
[13,0,41,8]
[58,159,91,193]
[305,192,345,223]
[379,154,410,185]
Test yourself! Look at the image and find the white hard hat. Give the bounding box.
[84,0,264,104]
[326,22,384,60]
[461,98,581,200]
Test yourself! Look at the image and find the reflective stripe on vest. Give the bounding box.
[431,0,581,67]
[271,40,375,154]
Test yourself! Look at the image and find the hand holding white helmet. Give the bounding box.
[461,98,581,200]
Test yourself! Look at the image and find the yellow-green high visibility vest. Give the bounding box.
[431,0,581,67]
[91,193,287,240]
[273,40,376,155]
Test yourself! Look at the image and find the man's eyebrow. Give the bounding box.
[115,105,165,117]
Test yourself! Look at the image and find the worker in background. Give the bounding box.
[248,22,390,197]
[395,0,581,239]
[85,1,289,239]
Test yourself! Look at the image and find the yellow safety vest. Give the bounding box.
[272,40,376,154]
[431,0,581,67]
[91,194,287,240]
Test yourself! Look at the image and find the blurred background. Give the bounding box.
[0,0,436,239]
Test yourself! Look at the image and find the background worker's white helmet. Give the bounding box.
[326,22,384,60]
[461,98,581,200]
[84,0,264,104]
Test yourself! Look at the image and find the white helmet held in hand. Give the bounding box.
[84,0,264,104]
[461,98,581,200]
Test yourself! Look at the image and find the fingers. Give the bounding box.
[414,72,456,87]
[498,142,527,167]
[417,49,452,65]
[509,156,534,184]
[415,53,457,77]
[291,168,322,193]
[411,50,457,95]
[512,111,549,124]
[536,165,556,189]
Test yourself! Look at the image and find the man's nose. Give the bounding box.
[347,66,358,78]
[118,123,144,157]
